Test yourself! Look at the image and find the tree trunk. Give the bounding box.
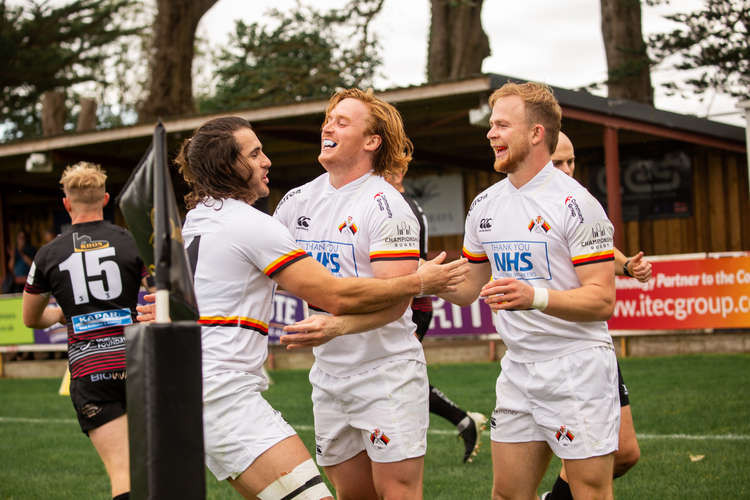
[427,0,489,83]
[41,90,66,136]
[139,0,217,122]
[600,0,653,104]
[76,97,98,131]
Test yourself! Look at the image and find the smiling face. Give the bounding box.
[233,127,271,203]
[318,97,379,172]
[486,95,533,174]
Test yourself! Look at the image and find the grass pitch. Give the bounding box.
[0,353,748,499]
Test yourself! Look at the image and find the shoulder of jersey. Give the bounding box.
[188,198,264,226]
[559,178,603,224]
[367,176,401,198]
[276,174,325,211]
[108,221,133,237]
[467,181,504,215]
[368,176,412,214]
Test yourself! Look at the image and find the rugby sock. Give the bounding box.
[113,493,130,500]
[548,475,573,500]
[429,385,467,426]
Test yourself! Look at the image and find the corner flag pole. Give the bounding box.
[152,121,171,322]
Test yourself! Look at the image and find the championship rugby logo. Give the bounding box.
[528,216,551,234]
[338,216,358,235]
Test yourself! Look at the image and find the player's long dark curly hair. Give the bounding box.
[175,116,258,209]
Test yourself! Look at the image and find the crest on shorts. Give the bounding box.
[528,216,551,234]
[338,216,358,235]
[369,428,390,449]
[555,425,575,447]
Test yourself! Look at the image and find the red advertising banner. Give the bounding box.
[609,253,750,331]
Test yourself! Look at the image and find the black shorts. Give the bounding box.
[69,370,127,435]
[617,361,630,407]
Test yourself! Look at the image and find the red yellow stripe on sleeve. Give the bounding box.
[198,316,269,335]
[571,249,615,267]
[369,249,420,262]
[462,247,489,264]
[263,249,309,277]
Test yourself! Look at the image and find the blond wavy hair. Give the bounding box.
[324,88,413,178]
[59,161,107,204]
[489,82,562,154]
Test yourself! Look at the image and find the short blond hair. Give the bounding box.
[60,162,107,204]
[324,88,413,178]
[488,82,562,154]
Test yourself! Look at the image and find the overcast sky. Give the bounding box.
[198,0,745,127]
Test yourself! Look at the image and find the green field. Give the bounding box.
[1,354,749,499]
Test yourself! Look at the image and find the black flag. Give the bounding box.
[116,122,198,321]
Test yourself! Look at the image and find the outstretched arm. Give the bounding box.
[274,252,467,315]
[437,260,492,307]
[280,257,416,349]
[279,300,407,349]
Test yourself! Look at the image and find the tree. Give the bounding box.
[600,0,654,105]
[138,0,217,122]
[198,1,385,112]
[427,0,489,83]
[648,0,749,103]
[0,0,141,140]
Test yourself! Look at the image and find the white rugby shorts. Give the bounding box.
[490,346,620,459]
[203,370,297,480]
[310,359,429,467]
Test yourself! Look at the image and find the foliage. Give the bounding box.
[648,0,750,101]
[198,0,385,113]
[0,0,144,141]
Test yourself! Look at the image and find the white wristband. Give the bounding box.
[531,287,549,311]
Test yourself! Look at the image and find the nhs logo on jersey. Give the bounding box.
[71,308,133,334]
[298,239,357,276]
[487,240,551,281]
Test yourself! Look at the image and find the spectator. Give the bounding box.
[7,229,36,293]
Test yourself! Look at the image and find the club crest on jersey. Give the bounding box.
[373,191,393,218]
[555,425,575,447]
[369,428,390,449]
[528,216,550,234]
[73,232,110,252]
[338,216,358,235]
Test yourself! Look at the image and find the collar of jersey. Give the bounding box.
[324,170,375,194]
[509,161,555,193]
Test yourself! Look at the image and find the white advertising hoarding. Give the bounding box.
[403,173,465,236]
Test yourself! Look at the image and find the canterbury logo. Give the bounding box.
[296,216,311,228]
[479,218,492,230]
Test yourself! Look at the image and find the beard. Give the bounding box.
[493,137,531,174]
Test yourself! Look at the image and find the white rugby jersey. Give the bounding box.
[462,163,615,362]
[183,198,308,378]
[274,171,425,376]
